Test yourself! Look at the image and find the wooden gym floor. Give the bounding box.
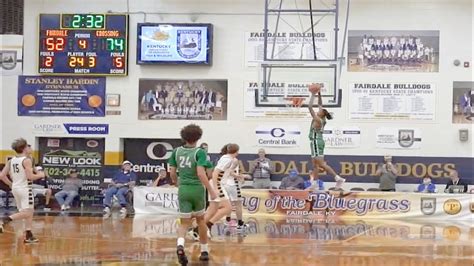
[0,212,472,265]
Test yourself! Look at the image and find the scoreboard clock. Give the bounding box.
[39,14,128,76]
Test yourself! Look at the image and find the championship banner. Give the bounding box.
[255,125,301,147]
[244,81,332,118]
[376,127,422,149]
[241,190,473,220]
[245,31,334,67]
[124,138,183,184]
[18,76,106,116]
[39,137,105,204]
[347,30,440,72]
[138,79,228,120]
[133,186,179,215]
[0,35,23,76]
[349,82,435,121]
[323,126,361,148]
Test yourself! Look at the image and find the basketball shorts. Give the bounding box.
[12,187,34,211]
[223,184,243,202]
[178,185,206,218]
[310,138,325,158]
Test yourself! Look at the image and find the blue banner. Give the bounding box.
[18,76,106,116]
[209,154,474,185]
[64,123,109,134]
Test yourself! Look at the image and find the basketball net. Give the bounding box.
[283,96,306,117]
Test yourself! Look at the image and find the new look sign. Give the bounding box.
[255,125,301,147]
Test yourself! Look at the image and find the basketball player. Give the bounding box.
[308,84,345,189]
[0,138,45,243]
[223,158,250,232]
[168,124,217,264]
[205,144,242,235]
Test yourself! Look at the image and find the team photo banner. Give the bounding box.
[347,30,440,72]
[241,190,473,220]
[349,82,436,121]
[18,76,106,117]
[138,79,227,120]
[39,137,105,203]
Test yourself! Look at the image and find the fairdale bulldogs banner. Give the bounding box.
[124,138,183,184]
[132,186,473,221]
[323,126,361,148]
[376,127,422,149]
[133,186,179,215]
[244,80,332,118]
[245,31,334,67]
[39,137,104,204]
[241,190,473,220]
[255,125,301,147]
[18,76,106,117]
[349,82,435,121]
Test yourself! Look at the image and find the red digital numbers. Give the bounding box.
[42,56,54,67]
[113,57,124,68]
[45,37,65,51]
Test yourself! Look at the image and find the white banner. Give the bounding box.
[323,126,361,148]
[245,31,334,67]
[349,82,436,121]
[244,81,333,119]
[32,123,67,135]
[133,186,179,214]
[376,127,422,149]
[255,125,301,147]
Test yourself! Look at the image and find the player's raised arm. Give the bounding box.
[308,83,322,118]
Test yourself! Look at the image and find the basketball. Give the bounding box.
[308,83,321,94]
[88,95,103,108]
[21,94,36,107]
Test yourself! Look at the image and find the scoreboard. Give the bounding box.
[39,14,128,76]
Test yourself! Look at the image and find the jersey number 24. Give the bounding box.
[178,156,192,168]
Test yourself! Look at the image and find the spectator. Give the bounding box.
[55,169,82,211]
[417,175,436,193]
[304,174,324,191]
[103,161,137,216]
[445,170,468,193]
[32,166,53,211]
[376,155,398,192]
[279,170,305,190]
[151,168,172,187]
[249,149,274,189]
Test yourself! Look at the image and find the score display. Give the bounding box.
[39,14,128,75]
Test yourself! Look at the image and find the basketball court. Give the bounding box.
[0,0,473,265]
[0,212,472,265]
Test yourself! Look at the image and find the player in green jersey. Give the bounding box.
[169,124,217,265]
[308,85,346,189]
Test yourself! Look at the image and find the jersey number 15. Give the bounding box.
[12,163,20,173]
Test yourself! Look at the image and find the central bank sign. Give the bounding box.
[255,125,301,147]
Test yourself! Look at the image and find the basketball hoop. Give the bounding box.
[284,97,305,108]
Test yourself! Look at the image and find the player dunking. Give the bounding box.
[168,124,217,265]
[308,84,345,188]
[0,138,45,243]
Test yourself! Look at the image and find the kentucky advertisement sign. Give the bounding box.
[376,127,422,149]
[255,125,301,147]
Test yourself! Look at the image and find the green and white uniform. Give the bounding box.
[309,117,326,158]
[168,146,208,218]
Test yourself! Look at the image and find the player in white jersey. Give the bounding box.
[205,144,245,234]
[223,160,251,231]
[0,138,45,243]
